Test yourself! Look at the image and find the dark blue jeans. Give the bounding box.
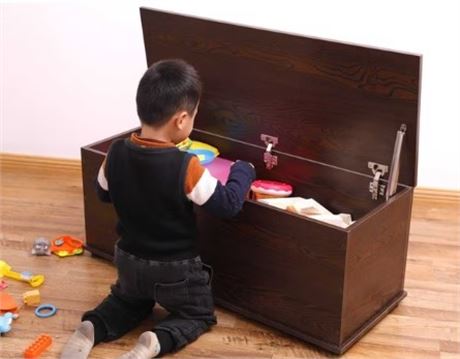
[82,245,217,355]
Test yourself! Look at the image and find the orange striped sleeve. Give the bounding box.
[184,156,206,195]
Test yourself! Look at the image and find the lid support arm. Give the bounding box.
[386,124,407,200]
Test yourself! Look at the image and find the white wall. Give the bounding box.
[2,0,460,190]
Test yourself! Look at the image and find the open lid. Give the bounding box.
[140,8,421,187]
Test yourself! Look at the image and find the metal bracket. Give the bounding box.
[386,124,407,200]
[368,162,388,200]
[261,134,278,170]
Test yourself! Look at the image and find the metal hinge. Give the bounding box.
[261,134,278,170]
[368,162,388,200]
[368,124,407,201]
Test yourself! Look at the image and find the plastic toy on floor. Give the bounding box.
[0,260,44,287]
[0,291,19,314]
[24,334,52,358]
[0,280,7,290]
[51,235,84,257]
[23,289,41,306]
[35,304,57,318]
[0,312,14,335]
[31,237,51,256]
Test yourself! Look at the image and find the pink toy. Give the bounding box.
[0,280,7,290]
[251,180,293,199]
[204,157,233,184]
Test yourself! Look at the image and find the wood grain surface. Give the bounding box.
[81,128,414,353]
[140,8,421,187]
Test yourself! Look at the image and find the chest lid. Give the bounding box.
[140,8,421,187]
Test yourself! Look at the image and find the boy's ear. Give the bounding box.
[174,111,189,130]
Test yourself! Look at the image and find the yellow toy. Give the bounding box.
[177,139,220,163]
[0,260,44,288]
[50,235,84,257]
[176,137,193,151]
[186,141,220,165]
[23,289,41,306]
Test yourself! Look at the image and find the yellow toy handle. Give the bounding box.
[29,275,45,287]
[3,270,21,281]
[5,272,45,287]
[0,260,45,287]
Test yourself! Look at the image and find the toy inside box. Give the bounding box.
[81,8,420,354]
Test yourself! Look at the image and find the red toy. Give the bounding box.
[51,235,84,257]
[0,291,19,314]
[251,180,293,200]
[24,334,52,358]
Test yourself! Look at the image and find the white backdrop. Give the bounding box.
[2,0,460,190]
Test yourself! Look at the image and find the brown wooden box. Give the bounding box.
[81,8,420,354]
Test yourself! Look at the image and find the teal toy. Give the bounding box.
[0,312,14,335]
[177,140,220,165]
[187,148,217,165]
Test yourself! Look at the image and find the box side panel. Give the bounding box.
[197,201,348,347]
[85,127,139,155]
[81,147,119,259]
[341,188,413,344]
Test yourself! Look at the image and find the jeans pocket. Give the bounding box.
[154,279,189,310]
[201,263,213,287]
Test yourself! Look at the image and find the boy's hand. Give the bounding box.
[234,160,255,169]
[201,159,256,218]
[231,160,256,200]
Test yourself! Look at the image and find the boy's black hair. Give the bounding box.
[136,59,202,126]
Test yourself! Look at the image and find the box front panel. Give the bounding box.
[197,201,348,346]
[341,188,413,344]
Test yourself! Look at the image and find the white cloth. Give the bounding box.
[258,197,354,228]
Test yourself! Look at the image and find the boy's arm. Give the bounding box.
[95,159,111,203]
[185,156,256,218]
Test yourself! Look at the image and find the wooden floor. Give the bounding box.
[0,157,459,359]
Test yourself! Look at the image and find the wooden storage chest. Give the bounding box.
[81,8,421,354]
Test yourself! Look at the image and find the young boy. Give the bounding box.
[60,59,255,358]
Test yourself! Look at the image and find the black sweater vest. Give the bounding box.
[106,139,198,260]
